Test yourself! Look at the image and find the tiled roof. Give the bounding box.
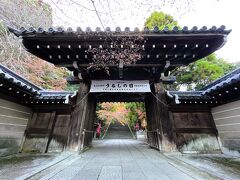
[38,91,76,104]
[168,91,211,100]
[0,64,76,104]
[0,64,41,95]
[8,25,231,37]
[166,67,240,104]
[202,67,240,95]
[169,91,201,97]
[166,90,220,105]
[8,25,231,82]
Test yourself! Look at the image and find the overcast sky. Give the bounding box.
[45,0,240,63]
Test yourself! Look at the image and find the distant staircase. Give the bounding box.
[103,121,135,139]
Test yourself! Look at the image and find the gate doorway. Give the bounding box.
[73,86,170,152]
[95,102,147,140]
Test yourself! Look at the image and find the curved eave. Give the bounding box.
[8,26,231,81]
[19,32,228,66]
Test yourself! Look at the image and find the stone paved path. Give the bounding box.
[29,139,215,180]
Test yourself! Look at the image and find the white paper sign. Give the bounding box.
[90,80,151,93]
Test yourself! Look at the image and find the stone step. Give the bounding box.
[104,121,134,139]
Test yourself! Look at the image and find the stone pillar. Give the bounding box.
[67,82,96,151]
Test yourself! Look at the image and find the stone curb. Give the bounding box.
[163,154,221,179]
[16,153,73,180]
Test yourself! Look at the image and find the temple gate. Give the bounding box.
[4,25,231,153]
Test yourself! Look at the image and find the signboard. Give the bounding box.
[90,80,151,93]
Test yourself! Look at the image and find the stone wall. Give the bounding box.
[0,98,32,156]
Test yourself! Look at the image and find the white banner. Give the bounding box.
[90,80,151,93]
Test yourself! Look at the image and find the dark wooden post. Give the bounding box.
[146,83,176,152]
[45,111,57,153]
[67,82,89,151]
[151,82,177,152]
[67,82,96,151]
[81,94,96,147]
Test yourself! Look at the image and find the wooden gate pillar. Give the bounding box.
[146,82,176,152]
[67,82,96,151]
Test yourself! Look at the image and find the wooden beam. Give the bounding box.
[55,63,185,68]
[174,128,217,134]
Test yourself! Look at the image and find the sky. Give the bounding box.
[45,0,240,63]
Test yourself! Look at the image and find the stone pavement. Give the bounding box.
[0,152,72,180]
[3,139,240,180]
[172,153,240,179]
[27,139,216,180]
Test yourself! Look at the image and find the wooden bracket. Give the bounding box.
[119,60,124,79]
[163,61,170,73]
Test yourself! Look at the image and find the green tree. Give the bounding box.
[64,84,80,91]
[144,11,178,30]
[145,11,237,90]
[175,54,237,90]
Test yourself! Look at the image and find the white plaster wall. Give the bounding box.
[0,98,32,156]
[212,100,240,156]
